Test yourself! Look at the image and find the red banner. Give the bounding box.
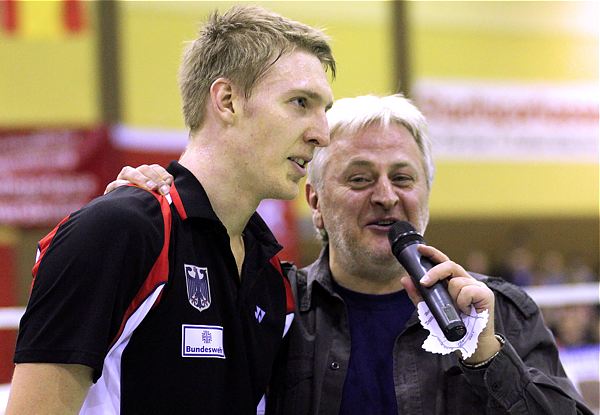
[0,127,113,227]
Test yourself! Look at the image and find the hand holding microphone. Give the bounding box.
[388,221,467,342]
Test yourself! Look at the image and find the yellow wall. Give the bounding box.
[409,1,599,218]
[433,162,598,218]
[410,1,598,81]
[0,2,99,126]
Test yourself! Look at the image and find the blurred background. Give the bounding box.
[0,0,598,412]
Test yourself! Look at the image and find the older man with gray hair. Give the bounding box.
[267,93,590,415]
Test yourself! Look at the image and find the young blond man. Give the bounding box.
[8,6,334,414]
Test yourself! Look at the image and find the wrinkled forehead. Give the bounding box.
[330,121,418,153]
[329,117,416,141]
[321,121,424,173]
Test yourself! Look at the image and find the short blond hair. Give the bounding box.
[179,5,336,132]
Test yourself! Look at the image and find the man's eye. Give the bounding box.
[292,97,307,108]
[393,175,413,185]
[349,176,371,186]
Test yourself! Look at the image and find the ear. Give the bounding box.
[209,78,236,125]
[305,182,324,231]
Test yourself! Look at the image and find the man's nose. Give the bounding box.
[371,179,399,210]
[304,112,330,147]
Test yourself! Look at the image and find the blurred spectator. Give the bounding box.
[466,246,599,351]
[566,255,598,284]
[499,246,536,286]
[536,250,568,285]
[465,250,491,275]
[551,305,599,348]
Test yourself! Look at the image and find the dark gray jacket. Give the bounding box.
[267,248,593,415]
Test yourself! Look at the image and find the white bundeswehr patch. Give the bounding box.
[181,324,225,359]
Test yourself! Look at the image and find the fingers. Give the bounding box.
[116,166,148,189]
[417,244,450,264]
[419,259,463,286]
[115,165,173,195]
[415,244,495,315]
[140,164,173,195]
[104,179,131,195]
[400,276,422,305]
[447,277,493,314]
[417,245,470,286]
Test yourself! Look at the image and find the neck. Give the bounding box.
[230,234,245,277]
[329,249,405,295]
[179,136,258,238]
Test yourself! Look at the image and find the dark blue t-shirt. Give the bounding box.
[334,282,415,415]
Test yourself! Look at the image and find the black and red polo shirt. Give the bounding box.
[14,161,295,414]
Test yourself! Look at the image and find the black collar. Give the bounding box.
[166,161,282,255]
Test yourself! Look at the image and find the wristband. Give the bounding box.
[461,334,505,369]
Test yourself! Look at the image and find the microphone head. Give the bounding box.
[387,221,424,251]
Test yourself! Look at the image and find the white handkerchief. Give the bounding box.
[417,302,489,359]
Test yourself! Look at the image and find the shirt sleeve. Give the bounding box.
[460,278,594,414]
[14,186,165,381]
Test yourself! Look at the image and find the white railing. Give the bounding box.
[524,282,600,307]
[0,308,25,330]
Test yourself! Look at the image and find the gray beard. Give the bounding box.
[329,231,406,283]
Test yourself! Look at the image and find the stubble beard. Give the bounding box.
[328,225,405,284]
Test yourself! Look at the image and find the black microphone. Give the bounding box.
[388,221,466,341]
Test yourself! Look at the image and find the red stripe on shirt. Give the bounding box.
[270,256,295,313]
[31,215,71,289]
[169,183,187,220]
[110,192,172,347]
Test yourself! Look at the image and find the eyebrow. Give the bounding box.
[344,160,416,171]
[345,160,374,169]
[290,89,333,111]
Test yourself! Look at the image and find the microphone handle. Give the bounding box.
[399,244,467,342]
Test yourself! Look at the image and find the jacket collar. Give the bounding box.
[299,245,338,312]
[299,245,420,326]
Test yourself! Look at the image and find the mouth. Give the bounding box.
[288,157,309,169]
[366,218,399,232]
[287,156,311,177]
